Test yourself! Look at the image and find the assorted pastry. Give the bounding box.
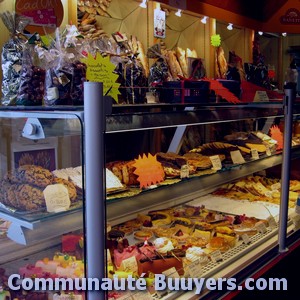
[212,175,300,207]
[105,204,271,282]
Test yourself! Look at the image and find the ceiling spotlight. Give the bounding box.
[139,0,147,8]
[201,16,208,24]
[282,32,287,37]
[175,9,182,17]
[258,31,263,35]
[227,23,233,30]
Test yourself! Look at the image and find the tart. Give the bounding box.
[134,230,153,240]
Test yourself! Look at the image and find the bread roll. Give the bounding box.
[215,46,227,79]
[176,47,188,78]
[166,50,183,79]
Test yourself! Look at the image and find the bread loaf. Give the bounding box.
[176,47,188,78]
[166,50,183,79]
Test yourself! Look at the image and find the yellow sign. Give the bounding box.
[81,53,120,102]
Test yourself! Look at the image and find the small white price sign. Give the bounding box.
[210,250,223,263]
[230,150,245,165]
[255,222,268,234]
[241,234,251,245]
[162,267,180,278]
[210,155,222,170]
[120,256,138,273]
[187,259,203,277]
[44,184,70,213]
[265,145,272,156]
[267,215,277,229]
[180,164,190,179]
[251,149,259,160]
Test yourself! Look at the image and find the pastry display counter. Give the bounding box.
[0,98,300,299]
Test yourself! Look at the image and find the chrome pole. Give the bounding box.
[84,82,106,299]
[278,87,295,253]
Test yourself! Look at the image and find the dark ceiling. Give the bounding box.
[199,0,288,22]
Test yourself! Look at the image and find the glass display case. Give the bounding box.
[0,95,300,299]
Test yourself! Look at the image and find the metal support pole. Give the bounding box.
[84,82,106,299]
[278,88,295,253]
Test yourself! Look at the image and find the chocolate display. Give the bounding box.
[0,12,29,105]
[116,55,148,104]
[16,45,46,106]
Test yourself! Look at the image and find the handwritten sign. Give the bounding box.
[15,0,64,35]
[254,91,269,102]
[230,150,245,165]
[44,184,70,213]
[81,53,120,102]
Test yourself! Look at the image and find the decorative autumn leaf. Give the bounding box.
[211,34,221,47]
[205,79,241,103]
[133,153,165,189]
[81,52,120,102]
[270,125,283,150]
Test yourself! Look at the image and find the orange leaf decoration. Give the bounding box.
[133,153,165,189]
[205,78,241,103]
[269,125,283,150]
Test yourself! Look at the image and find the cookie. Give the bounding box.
[2,183,45,211]
[3,170,20,184]
[14,184,45,211]
[17,165,54,188]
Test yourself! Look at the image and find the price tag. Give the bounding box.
[265,145,272,156]
[120,256,138,273]
[132,290,153,300]
[210,155,222,170]
[254,91,269,102]
[255,222,268,234]
[251,149,259,160]
[241,233,251,245]
[230,150,246,165]
[291,214,300,231]
[267,215,277,229]
[187,259,203,277]
[180,164,190,179]
[210,250,223,263]
[162,267,180,278]
[44,184,71,213]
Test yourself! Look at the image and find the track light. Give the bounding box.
[258,31,263,35]
[139,0,147,8]
[227,23,233,30]
[201,16,207,24]
[175,9,182,17]
[282,32,287,37]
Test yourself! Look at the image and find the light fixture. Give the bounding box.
[282,32,287,37]
[175,9,182,17]
[201,16,208,24]
[227,23,233,30]
[258,31,263,35]
[139,0,147,8]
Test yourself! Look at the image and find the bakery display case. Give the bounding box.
[0,109,84,264]
[1,92,300,299]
